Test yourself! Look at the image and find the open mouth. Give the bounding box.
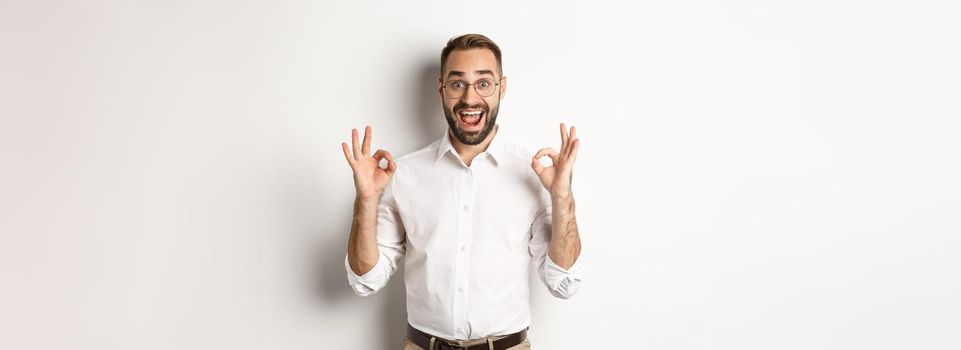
[457,109,485,129]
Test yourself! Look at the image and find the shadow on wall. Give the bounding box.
[310,57,444,350]
[415,59,448,146]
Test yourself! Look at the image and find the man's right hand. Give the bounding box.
[341,125,397,201]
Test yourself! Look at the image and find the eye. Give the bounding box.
[478,80,492,89]
[450,81,466,89]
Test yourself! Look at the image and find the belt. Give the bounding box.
[406,324,528,350]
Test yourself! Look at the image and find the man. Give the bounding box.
[341,34,583,350]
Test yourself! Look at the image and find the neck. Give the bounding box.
[449,124,498,167]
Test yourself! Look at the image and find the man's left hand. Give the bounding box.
[531,123,580,199]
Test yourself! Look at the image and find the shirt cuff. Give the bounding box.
[544,253,583,299]
[546,253,583,277]
[344,254,384,295]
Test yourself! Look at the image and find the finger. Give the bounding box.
[533,147,560,165]
[341,142,355,166]
[559,123,569,153]
[351,128,362,160]
[373,149,397,175]
[565,126,577,158]
[531,156,544,173]
[534,147,559,159]
[362,125,372,156]
[569,138,579,163]
[372,149,390,162]
[559,123,568,144]
[386,157,398,175]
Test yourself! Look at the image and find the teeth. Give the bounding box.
[459,110,482,126]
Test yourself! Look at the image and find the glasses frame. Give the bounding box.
[441,76,504,99]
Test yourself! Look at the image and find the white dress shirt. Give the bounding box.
[344,125,583,340]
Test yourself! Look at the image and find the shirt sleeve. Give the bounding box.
[529,198,584,299]
[345,177,407,297]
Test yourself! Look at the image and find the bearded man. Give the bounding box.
[341,33,583,350]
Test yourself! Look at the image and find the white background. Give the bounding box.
[1,1,959,349]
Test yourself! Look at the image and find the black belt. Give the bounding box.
[406,323,528,350]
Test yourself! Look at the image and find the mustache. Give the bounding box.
[453,102,488,111]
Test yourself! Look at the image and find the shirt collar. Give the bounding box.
[434,124,506,165]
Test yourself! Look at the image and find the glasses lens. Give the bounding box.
[445,79,498,98]
[476,79,495,97]
[447,81,467,98]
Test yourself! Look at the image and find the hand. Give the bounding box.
[531,123,580,198]
[341,125,397,200]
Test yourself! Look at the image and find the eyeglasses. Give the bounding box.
[442,77,502,99]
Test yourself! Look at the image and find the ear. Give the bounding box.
[499,75,507,100]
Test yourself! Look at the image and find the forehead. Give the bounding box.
[444,49,499,77]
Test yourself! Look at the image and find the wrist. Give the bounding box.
[355,194,380,209]
[550,190,573,202]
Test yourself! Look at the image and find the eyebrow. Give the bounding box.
[447,70,497,79]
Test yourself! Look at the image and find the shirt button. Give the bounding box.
[458,286,464,293]
[456,328,463,335]
[462,205,469,212]
[460,245,466,252]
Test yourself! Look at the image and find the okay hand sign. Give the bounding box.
[341,125,396,200]
[531,123,580,198]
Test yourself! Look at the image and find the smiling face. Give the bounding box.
[438,48,507,145]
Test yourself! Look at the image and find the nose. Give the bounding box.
[460,84,483,104]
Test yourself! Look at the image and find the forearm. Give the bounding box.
[548,193,581,270]
[347,196,380,276]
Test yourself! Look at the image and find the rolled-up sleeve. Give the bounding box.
[345,178,406,297]
[529,202,584,299]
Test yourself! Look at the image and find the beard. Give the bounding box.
[443,99,499,145]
